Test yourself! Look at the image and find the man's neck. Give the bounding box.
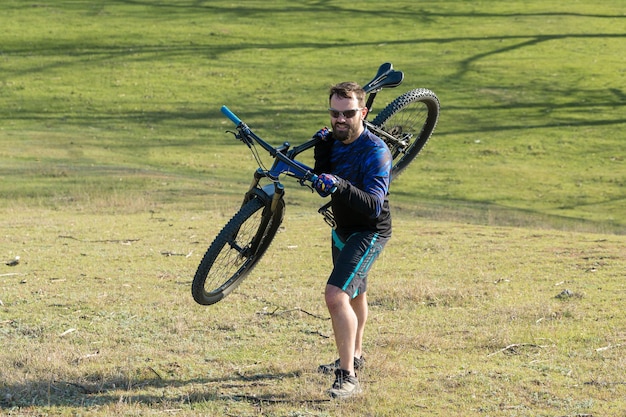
[342,126,365,145]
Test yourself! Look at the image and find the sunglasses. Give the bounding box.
[328,108,363,119]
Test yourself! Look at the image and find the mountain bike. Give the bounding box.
[192,63,440,306]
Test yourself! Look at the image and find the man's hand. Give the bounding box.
[313,173,339,197]
[313,126,331,142]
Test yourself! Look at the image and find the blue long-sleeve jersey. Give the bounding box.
[328,128,392,238]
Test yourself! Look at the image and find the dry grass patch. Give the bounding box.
[2,207,626,415]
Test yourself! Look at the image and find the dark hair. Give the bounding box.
[329,82,366,107]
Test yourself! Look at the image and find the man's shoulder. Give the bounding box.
[361,128,388,149]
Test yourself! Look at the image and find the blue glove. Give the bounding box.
[313,126,331,142]
[313,173,338,197]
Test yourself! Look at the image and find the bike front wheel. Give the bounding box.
[371,88,440,179]
[192,195,284,306]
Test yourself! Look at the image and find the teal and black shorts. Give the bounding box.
[328,229,389,299]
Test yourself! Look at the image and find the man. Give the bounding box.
[312,82,392,398]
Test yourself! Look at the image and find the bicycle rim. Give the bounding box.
[192,196,283,306]
[372,88,440,179]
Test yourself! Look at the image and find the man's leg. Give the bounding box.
[324,231,384,372]
[350,292,368,360]
[325,284,357,375]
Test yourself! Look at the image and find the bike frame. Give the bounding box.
[222,105,320,212]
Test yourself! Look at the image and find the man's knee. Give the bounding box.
[325,284,348,311]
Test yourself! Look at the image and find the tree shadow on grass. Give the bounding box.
[2,1,625,138]
[0,368,329,410]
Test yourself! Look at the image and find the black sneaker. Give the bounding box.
[327,369,361,399]
[318,356,365,374]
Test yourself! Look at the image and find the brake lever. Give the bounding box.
[299,176,316,193]
[227,129,253,148]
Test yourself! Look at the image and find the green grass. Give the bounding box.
[1,1,625,416]
[1,0,624,230]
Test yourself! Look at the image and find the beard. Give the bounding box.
[332,121,357,142]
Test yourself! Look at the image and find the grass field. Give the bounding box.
[1,1,625,416]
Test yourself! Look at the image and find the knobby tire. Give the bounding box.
[372,88,440,179]
[192,195,284,306]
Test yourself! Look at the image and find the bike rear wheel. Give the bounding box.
[192,195,284,306]
[371,88,440,179]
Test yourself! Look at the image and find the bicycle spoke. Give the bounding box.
[372,89,440,179]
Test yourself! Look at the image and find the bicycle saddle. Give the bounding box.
[363,62,404,93]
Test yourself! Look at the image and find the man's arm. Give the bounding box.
[333,146,391,218]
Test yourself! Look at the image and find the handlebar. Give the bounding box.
[221,105,242,126]
[220,105,319,185]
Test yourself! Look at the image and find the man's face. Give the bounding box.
[329,93,366,144]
